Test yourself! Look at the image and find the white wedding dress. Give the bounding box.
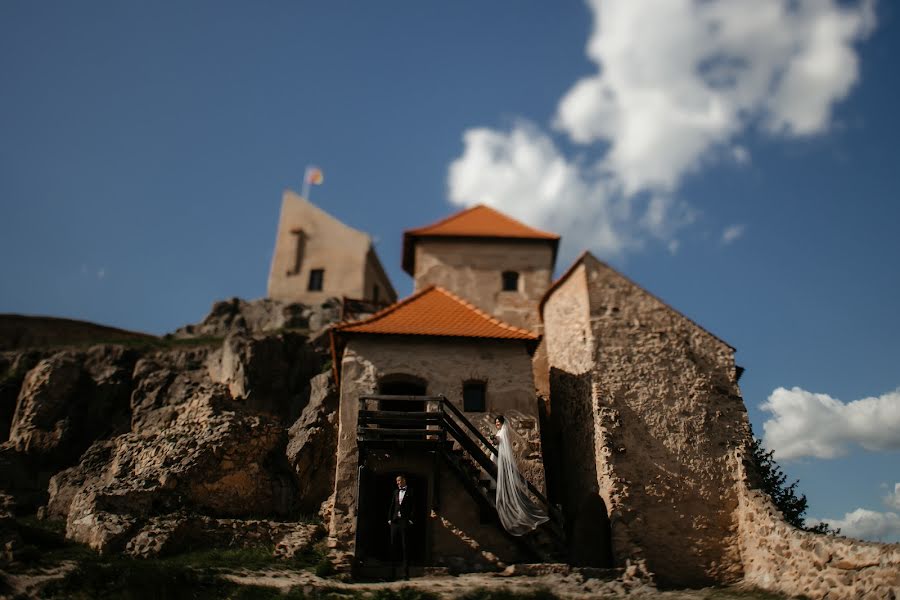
[493,423,549,535]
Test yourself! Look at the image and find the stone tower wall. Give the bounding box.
[268,190,396,304]
[412,238,554,330]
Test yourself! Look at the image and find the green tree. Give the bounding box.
[748,437,840,535]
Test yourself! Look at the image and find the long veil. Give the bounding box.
[494,423,549,535]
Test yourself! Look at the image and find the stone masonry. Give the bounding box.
[543,253,751,586]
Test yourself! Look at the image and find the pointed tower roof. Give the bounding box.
[334,285,538,341]
[402,205,560,275]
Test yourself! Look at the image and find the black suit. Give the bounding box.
[388,486,414,579]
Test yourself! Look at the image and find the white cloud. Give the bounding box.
[97,268,106,280]
[555,0,876,194]
[761,386,900,460]
[721,224,745,244]
[447,0,876,256]
[810,508,900,543]
[884,483,900,511]
[449,123,657,257]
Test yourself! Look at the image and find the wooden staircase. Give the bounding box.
[356,394,567,563]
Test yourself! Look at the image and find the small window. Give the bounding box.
[501,271,519,292]
[289,229,306,275]
[463,381,486,412]
[308,268,324,291]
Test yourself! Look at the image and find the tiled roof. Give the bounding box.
[334,285,538,341]
[402,205,560,274]
[406,205,559,240]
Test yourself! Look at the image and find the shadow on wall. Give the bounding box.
[548,367,613,568]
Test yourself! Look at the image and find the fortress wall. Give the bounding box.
[733,457,900,599]
[268,190,371,304]
[581,255,752,585]
[330,336,543,551]
[413,239,554,331]
[542,263,614,566]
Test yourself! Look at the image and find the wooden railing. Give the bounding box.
[356,394,563,528]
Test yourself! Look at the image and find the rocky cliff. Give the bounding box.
[0,298,341,563]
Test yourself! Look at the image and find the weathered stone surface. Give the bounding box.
[129,347,220,430]
[207,332,321,422]
[543,254,749,584]
[0,491,21,565]
[123,513,324,559]
[46,440,116,520]
[286,373,339,513]
[734,454,900,600]
[64,394,298,553]
[8,354,84,456]
[8,346,135,460]
[173,296,343,339]
[272,522,325,560]
[412,237,555,331]
[0,351,45,443]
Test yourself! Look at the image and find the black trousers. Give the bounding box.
[390,520,409,578]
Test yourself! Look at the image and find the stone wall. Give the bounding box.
[329,335,543,556]
[362,247,397,305]
[733,455,900,599]
[268,190,391,304]
[541,262,613,566]
[543,253,751,586]
[412,238,554,330]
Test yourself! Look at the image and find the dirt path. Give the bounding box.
[221,568,790,599]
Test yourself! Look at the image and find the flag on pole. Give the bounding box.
[302,165,324,200]
[305,166,324,186]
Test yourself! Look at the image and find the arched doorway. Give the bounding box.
[378,375,426,413]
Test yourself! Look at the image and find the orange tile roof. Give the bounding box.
[402,205,560,274]
[334,285,538,341]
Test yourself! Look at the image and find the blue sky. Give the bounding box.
[1,1,898,541]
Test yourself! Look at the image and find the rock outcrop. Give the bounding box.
[1,346,137,510]
[123,513,324,559]
[207,332,321,422]
[286,373,339,513]
[172,296,341,339]
[8,346,136,460]
[61,392,298,553]
[0,301,341,558]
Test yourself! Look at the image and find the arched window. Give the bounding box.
[501,271,519,292]
[463,381,487,412]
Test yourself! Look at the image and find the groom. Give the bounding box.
[388,474,414,580]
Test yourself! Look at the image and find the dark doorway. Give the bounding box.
[378,378,426,413]
[357,469,428,564]
[570,493,613,567]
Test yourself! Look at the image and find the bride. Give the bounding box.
[491,415,549,535]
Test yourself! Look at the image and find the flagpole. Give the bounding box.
[301,166,311,200]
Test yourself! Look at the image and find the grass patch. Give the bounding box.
[30,544,328,599]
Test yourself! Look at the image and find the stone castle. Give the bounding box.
[267,192,899,596]
[0,191,895,598]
